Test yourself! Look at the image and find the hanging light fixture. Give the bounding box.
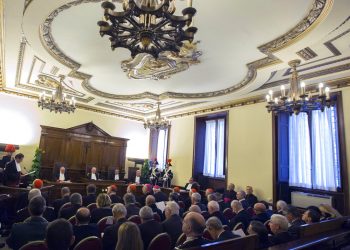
[97,0,198,58]
[38,75,76,114]
[144,102,171,130]
[265,59,335,115]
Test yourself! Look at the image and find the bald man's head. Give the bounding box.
[254,203,266,214]
[189,205,201,214]
[182,212,206,237]
[76,207,91,225]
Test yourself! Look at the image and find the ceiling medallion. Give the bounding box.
[97,0,198,58]
[144,102,171,130]
[265,60,335,115]
[121,40,201,80]
[38,75,76,114]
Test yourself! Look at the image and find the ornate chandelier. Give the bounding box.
[144,102,171,130]
[38,76,76,114]
[97,0,198,58]
[265,59,335,115]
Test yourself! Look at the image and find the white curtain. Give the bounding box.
[311,107,340,191]
[203,120,216,177]
[289,112,312,188]
[215,119,225,178]
[156,129,168,169]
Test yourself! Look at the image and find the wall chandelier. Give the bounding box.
[265,59,335,115]
[38,75,76,114]
[97,0,197,58]
[144,102,171,130]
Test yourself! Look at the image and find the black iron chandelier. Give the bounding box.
[97,0,197,58]
[144,102,171,130]
[38,76,76,114]
[265,59,335,115]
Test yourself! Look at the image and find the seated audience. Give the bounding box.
[145,195,163,220]
[236,190,249,209]
[319,203,342,220]
[87,166,99,180]
[176,212,209,249]
[189,204,202,214]
[229,200,251,231]
[223,183,237,204]
[7,196,48,250]
[184,177,194,191]
[103,203,128,250]
[127,183,137,194]
[113,169,120,181]
[285,205,305,239]
[138,184,153,206]
[207,200,228,225]
[72,207,99,248]
[124,193,140,218]
[261,200,274,217]
[60,193,82,220]
[46,219,75,250]
[251,202,271,224]
[54,166,69,182]
[107,184,123,204]
[153,185,168,202]
[245,186,258,207]
[204,188,214,205]
[269,214,292,245]
[82,184,97,207]
[247,220,270,249]
[302,209,321,224]
[169,192,184,217]
[276,200,288,215]
[206,216,239,242]
[91,193,112,223]
[191,192,207,211]
[162,201,183,248]
[32,178,44,189]
[52,186,70,217]
[116,222,143,250]
[138,206,163,249]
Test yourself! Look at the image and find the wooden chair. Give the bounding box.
[153,213,161,222]
[19,241,48,250]
[147,233,172,250]
[233,222,244,231]
[175,233,186,247]
[203,229,213,240]
[68,216,77,225]
[223,208,234,220]
[128,215,142,225]
[87,203,97,212]
[201,211,210,220]
[73,236,102,250]
[97,216,113,235]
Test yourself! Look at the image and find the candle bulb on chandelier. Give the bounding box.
[188,0,193,7]
[300,81,306,95]
[325,87,330,100]
[274,97,279,104]
[51,91,56,101]
[268,90,273,100]
[319,83,324,96]
[280,85,285,97]
[266,94,271,102]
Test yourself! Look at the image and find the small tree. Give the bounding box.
[141,159,150,183]
[31,148,43,179]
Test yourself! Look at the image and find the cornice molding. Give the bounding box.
[38,0,332,100]
[0,0,4,90]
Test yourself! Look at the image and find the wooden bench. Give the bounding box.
[185,234,259,250]
[269,217,350,250]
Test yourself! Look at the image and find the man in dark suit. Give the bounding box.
[206,217,240,242]
[236,190,249,210]
[162,201,183,248]
[107,185,123,204]
[83,184,97,207]
[286,205,305,239]
[208,200,228,226]
[251,203,271,224]
[139,206,163,249]
[103,203,128,250]
[153,185,168,202]
[229,200,251,231]
[191,192,207,211]
[146,195,164,220]
[123,193,140,218]
[54,166,70,182]
[246,186,258,208]
[60,193,82,220]
[87,167,100,180]
[72,207,99,249]
[176,212,209,249]
[223,183,237,204]
[52,186,70,217]
[46,219,75,250]
[269,214,293,245]
[6,196,48,250]
[137,184,153,207]
[4,153,24,186]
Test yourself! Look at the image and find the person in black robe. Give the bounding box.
[4,153,24,186]
[161,159,174,188]
[149,159,160,186]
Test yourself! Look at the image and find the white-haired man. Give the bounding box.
[139,206,163,249]
[229,200,251,231]
[206,217,239,242]
[162,201,183,248]
[269,214,293,245]
[191,192,206,211]
[208,200,228,225]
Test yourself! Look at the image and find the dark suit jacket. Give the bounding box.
[109,194,123,204]
[4,160,20,185]
[239,199,249,210]
[176,237,210,249]
[102,218,127,250]
[252,212,271,224]
[72,224,99,249]
[223,190,237,201]
[0,155,11,168]
[83,194,96,207]
[16,206,55,223]
[139,219,163,249]
[91,207,112,223]
[149,203,164,221]
[87,172,100,180]
[6,216,48,250]
[246,194,258,207]
[288,219,305,239]
[194,202,207,211]
[162,214,182,248]
[269,231,293,245]
[229,209,251,231]
[126,203,140,218]
[60,204,81,220]
[52,195,70,217]
[217,230,240,241]
[154,191,168,202]
[53,171,69,182]
[210,211,228,226]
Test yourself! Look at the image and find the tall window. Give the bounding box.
[288,106,341,191]
[203,119,225,178]
[156,129,168,169]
